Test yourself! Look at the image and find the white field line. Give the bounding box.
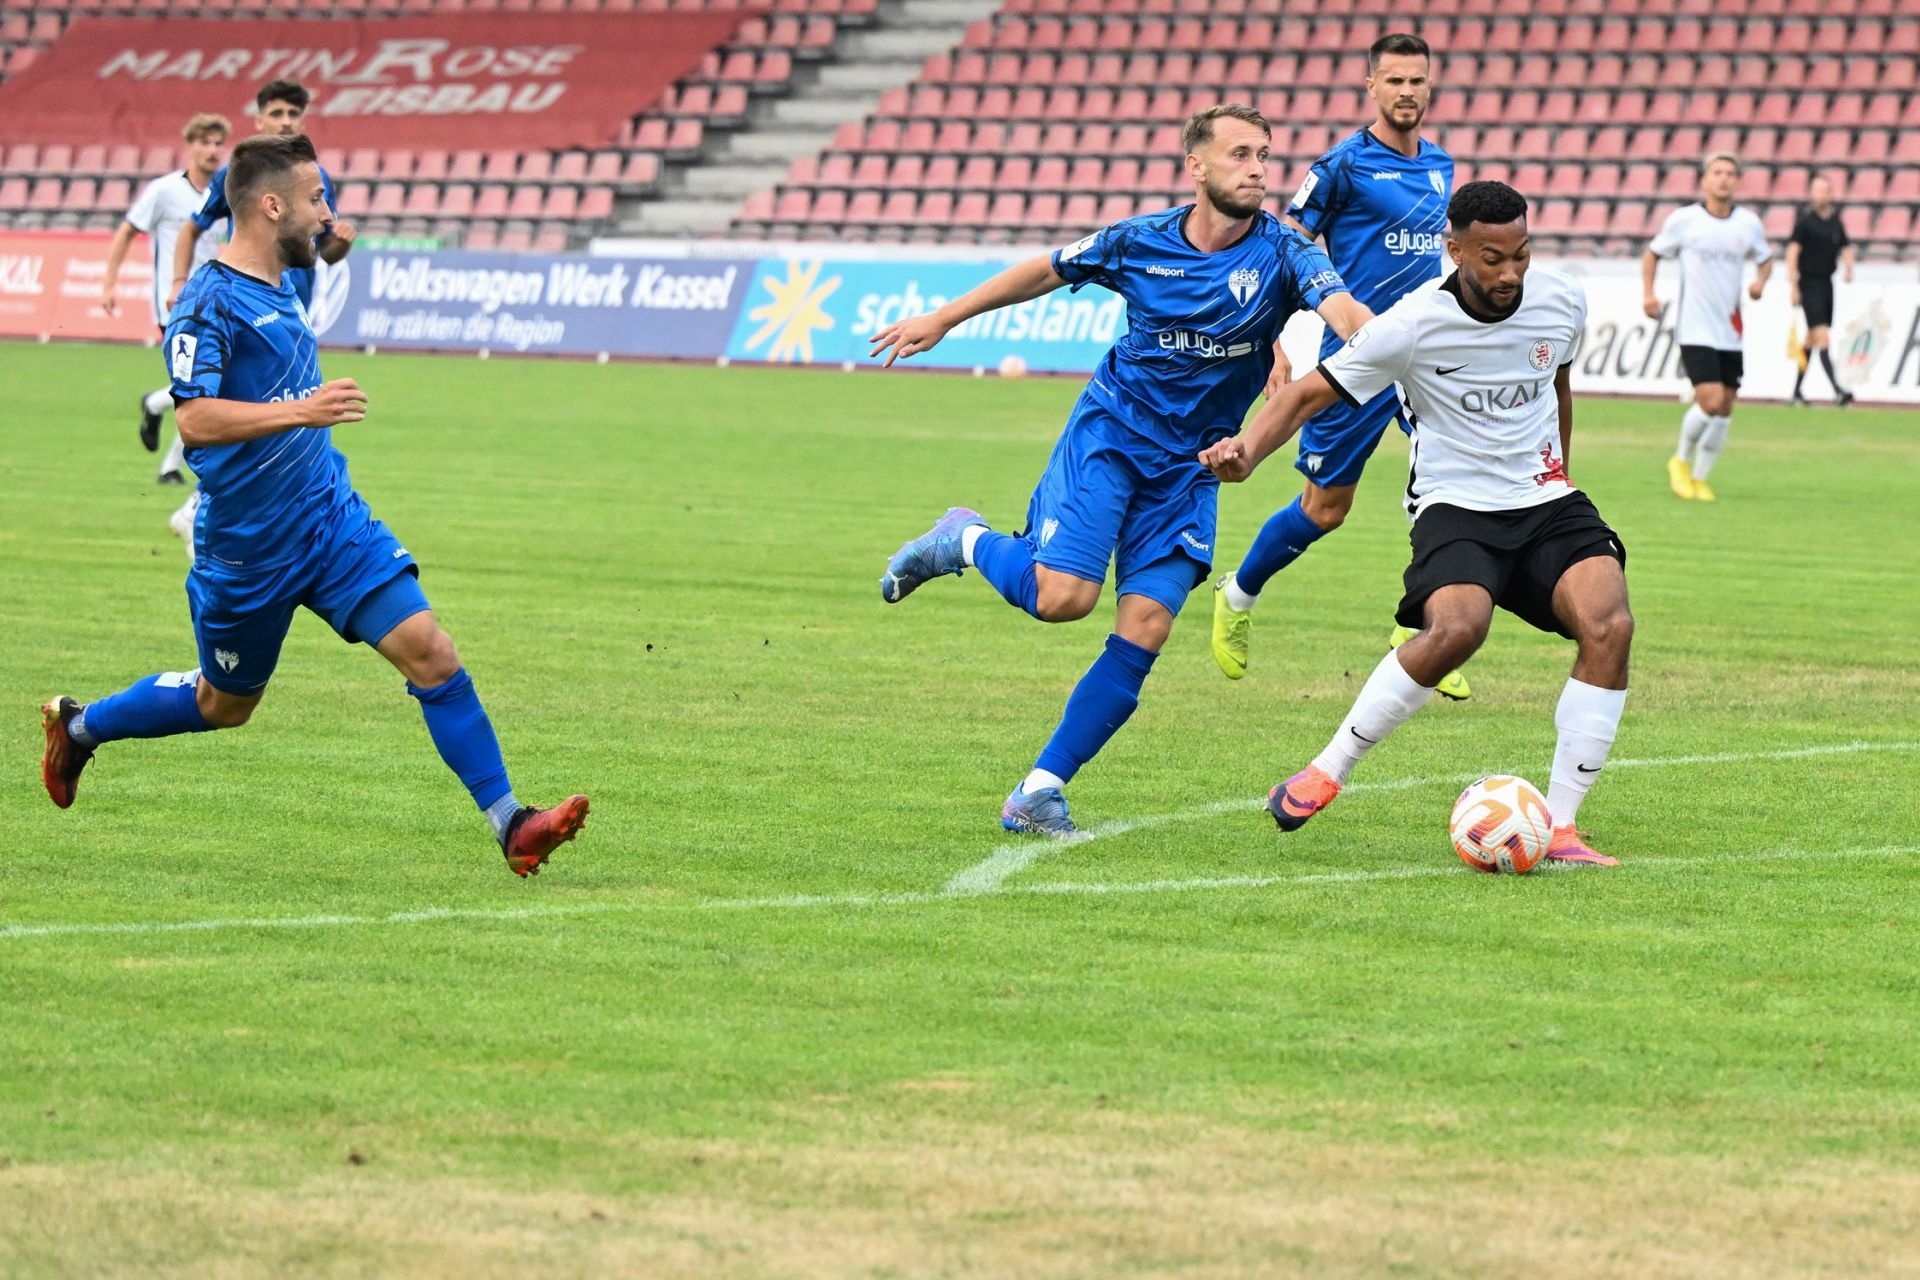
[4,844,1917,945]
[941,740,1920,896]
[4,742,1914,945]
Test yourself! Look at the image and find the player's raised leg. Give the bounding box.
[369,599,588,877]
[1269,583,1489,831]
[1541,554,1632,867]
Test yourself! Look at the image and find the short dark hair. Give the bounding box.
[255,79,310,112]
[1183,103,1270,154]
[1448,180,1528,234]
[224,133,318,217]
[1368,33,1430,71]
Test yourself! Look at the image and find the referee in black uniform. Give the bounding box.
[1786,175,1855,407]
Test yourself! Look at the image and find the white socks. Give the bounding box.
[143,388,171,417]
[1312,651,1432,784]
[1220,573,1258,612]
[159,433,186,478]
[1545,678,1627,829]
[1691,415,1731,480]
[1021,768,1066,795]
[1678,404,1710,462]
[961,522,988,567]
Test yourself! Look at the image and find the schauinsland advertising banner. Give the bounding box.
[0,13,745,151]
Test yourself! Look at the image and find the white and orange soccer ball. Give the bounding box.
[1449,775,1554,875]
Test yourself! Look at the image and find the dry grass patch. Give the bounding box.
[4,1114,1918,1279]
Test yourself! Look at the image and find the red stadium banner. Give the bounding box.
[0,13,747,151]
[0,230,158,342]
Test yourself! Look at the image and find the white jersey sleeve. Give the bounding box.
[1317,307,1417,407]
[1648,208,1683,258]
[1741,208,1773,264]
[125,175,167,232]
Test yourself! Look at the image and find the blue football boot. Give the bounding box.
[880,507,983,603]
[1001,784,1081,837]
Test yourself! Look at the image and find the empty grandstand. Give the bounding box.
[1,0,1915,258]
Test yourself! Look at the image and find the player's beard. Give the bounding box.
[279,226,319,270]
[1462,270,1522,320]
[1206,178,1264,219]
[1385,99,1426,132]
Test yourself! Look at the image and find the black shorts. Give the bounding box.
[1680,345,1744,389]
[1799,278,1834,330]
[1397,493,1626,639]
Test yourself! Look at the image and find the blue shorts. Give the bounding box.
[186,492,426,696]
[1292,379,1406,489]
[1020,400,1217,616]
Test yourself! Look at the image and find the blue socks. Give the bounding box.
[970,530,1042,618]
[1035,633,1158,783]
[407,668,516,816]
[72,671,213,745]
[1235,497,1328,596]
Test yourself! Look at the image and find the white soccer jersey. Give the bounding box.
[1318,268,1587,519]
[1648,203,1772,351]
[125,171,219,327]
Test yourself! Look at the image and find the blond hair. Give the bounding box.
[1701,150,1741,175]
[182,113,232,144]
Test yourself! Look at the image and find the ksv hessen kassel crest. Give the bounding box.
[1529,339,1555,370]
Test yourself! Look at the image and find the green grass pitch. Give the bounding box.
[3,339,1918,1277]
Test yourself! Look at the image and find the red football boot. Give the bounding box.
[502,794,590,876]
[41,696,94,810]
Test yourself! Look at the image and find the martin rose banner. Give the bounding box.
[0,13,745,150]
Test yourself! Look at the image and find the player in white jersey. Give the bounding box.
[1199,182,1632,867]
[101,112,230,557]
[1642,152,1773,502]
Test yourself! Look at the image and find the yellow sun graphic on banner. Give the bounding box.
[742,260,841,363]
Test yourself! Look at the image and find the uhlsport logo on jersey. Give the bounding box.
[1227,267,1260,307]
[1529,339,1556,371]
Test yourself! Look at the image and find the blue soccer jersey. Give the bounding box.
[165,260,353,570]
[1050,207,1348,455]
[1288,128,1452,358]
[190,162,337,308]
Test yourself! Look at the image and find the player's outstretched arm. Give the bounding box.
[1315,292,1374,342]
[1640,250,1663,320]
[100,222,139,315]
[170,222,206,311]
[176,378,366,446]
[869,254,1066,366]
[1198,370,1342,483]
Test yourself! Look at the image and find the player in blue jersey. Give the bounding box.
[41,135,586,877]
[869,105,1371,836]
[166,79,356,317]
[162,80,356,564]
[1210,34,1473,700]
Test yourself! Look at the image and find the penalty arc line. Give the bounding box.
[941,740,1920,896]
[3,845,1918,945]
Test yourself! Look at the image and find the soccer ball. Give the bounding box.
[1449,775,1553,875]
[998,353,1028,378]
